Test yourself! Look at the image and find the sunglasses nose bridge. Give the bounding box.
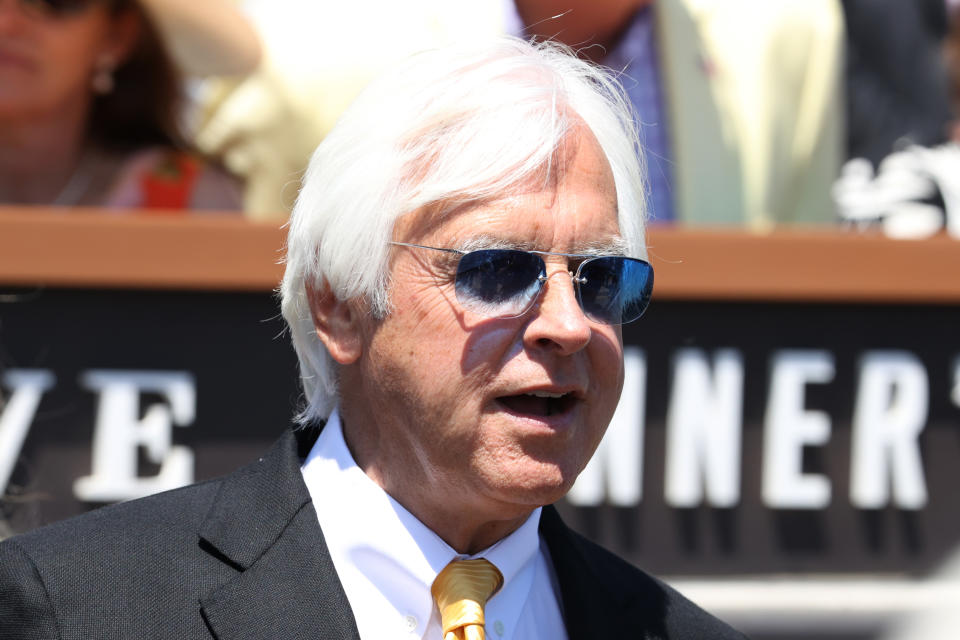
[535,265,589,316]
[538,265,578,287]
[541,258,591,290]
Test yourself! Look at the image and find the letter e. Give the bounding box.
[74,370,195,502]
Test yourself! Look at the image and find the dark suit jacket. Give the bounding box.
[0,426,746,639]
[842,0,954,165]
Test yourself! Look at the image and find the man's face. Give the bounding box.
[337,127,626,536]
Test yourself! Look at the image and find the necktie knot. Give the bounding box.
[431,558,503,640]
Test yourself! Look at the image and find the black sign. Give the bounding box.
[2,289,959,618]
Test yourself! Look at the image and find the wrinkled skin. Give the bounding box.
[312,127,627,553]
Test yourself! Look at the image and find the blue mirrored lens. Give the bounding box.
[455,249,545,317]
[577,257,653,324]
[452,249,653,324]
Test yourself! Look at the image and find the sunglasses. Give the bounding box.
[14,0,102,18]
[391,242,654,325]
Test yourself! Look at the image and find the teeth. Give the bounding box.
[528,391,566,398]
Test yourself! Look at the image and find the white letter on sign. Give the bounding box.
[568,347,646,506]
[763,350,834,509]
[0,369,55,495]
[74,370,195,502]
[951,355,960,409]
[664,349,743,508]
[850,351,928,509]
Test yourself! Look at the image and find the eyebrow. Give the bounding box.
[455,234,629,257]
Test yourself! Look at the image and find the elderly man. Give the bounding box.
[0,38,744,639]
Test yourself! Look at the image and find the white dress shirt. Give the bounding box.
[300,410,568,640]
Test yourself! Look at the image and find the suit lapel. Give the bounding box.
[198,427,361,640]
[195,431,669,639]
[540,506,628,638]
[540,505,671,639]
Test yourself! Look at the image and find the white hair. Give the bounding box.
[281,36,648,423]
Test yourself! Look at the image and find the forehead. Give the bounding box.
[397,127,621,252]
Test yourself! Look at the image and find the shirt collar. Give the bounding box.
[302,408,542,592]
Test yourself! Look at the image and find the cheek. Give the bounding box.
[460,322,522,374]
[40,28,104,85]
[590,328,625,404]
[379,283,469,381]
[393,270,520,378]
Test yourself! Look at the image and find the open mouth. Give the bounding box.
[496,391,578,418]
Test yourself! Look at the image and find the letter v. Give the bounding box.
[0,370,55,495]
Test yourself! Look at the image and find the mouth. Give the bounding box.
[496,390,580,419]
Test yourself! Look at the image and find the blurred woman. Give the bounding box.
[0,0,260,209]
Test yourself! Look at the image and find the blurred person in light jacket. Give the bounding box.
[513,0,845,228]
[201,0,843,227]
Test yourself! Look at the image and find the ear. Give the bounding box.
[101,7,143,66]
[306,280,364,365]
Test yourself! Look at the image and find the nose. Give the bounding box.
[522,267,592,355]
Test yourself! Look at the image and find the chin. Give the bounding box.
[493,462,579,508]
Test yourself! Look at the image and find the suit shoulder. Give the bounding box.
[561,526,748,639]
[0,538,61,638]
[5,476,222,560]
[0,478,231,636]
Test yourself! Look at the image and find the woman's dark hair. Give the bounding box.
[87,1,189,152]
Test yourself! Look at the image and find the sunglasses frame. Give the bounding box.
[15,0,99,19]
[389,241,653,325]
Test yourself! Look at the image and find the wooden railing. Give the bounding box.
[2,206,959,303]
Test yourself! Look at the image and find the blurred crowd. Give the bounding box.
[0,0,258,210]
[3,0,960,237]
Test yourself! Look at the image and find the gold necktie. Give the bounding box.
[431,558,504,640]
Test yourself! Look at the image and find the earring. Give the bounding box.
[92,54,116,95]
